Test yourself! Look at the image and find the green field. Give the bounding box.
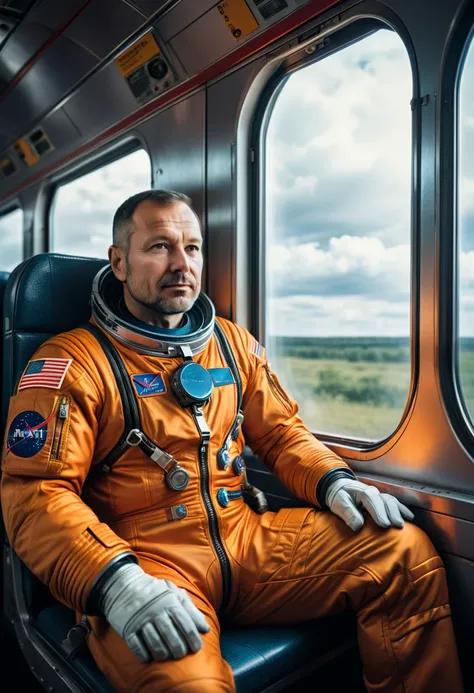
[267,336,474,441]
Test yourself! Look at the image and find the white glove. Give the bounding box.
[100,562,210,663]
[326,478,415,532]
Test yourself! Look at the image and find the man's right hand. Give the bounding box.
[100,562,210,663]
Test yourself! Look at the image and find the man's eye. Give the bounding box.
[187,245,200,252]
[151,243,166,250]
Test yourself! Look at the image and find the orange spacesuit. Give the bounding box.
[1,277,464,693]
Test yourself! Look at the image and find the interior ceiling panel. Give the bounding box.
[0,0,34,10]
[128,0,173,17]
[0,111,13,150]
[158,0,216,43]
[0,36,98,141]
[170,6,239,75]
[62,60,139,139]
[27,0,89,32]
[40,106,80,149]
[0,19,52,82]
[64,0,146,60]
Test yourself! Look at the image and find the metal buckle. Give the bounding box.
[125,429,143,447]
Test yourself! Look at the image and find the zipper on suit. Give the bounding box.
[51,396,70,460]
[264,364,292,412]
[193,405,232,611]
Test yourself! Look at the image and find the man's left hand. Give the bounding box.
[325,478,415,531]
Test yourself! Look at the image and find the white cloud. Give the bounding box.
[52,149,151,258]
[268,235,410,285]
[267,294,410,337]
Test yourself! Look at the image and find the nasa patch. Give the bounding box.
[131,372,167,397]
[7,410,51,458]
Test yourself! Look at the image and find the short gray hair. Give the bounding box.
[112,189,193,250]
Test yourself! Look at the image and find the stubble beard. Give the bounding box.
[125,272,198,316]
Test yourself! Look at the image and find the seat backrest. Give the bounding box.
[2,253,108,619]
[3,253,108,420]
[0,270,10,309]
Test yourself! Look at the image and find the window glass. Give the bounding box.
[0,207,23,271]
[264,28,413,441]
[458,35,474,424]
[51,148,151,257]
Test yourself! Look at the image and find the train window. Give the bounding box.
[50,148,151,257]
[0,207,23,271]
[263,28,413,442]
[457,34,474,427]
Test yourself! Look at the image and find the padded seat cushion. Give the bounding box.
[35,605,356,693]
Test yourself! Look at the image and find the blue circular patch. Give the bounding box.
[180,362,214,401]
[7,410,49,458]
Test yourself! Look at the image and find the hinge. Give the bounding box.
[410,94,430,111]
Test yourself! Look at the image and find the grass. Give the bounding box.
[267,336,474,442]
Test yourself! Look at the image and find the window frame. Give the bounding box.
[250,15,420,453]
[47,137,151,254]
[0,202,24,271]
[438,3,474,453]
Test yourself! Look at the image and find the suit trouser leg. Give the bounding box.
[230,506,464,693]
[87,557,235,693]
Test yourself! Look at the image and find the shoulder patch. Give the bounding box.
[250,338,265,360]
[131,372,167,397]
[6,410,53,458]
[18,358,72,391]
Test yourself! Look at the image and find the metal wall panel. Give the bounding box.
[206,58,265,319]
[138,90,206,218]
[64,0,146,60]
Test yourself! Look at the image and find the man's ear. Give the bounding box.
[109,245,127,282]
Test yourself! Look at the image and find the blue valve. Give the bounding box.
[217,448,231,470]
[232,455,245,476]
[171,504,188,520]
[217,488,243,508]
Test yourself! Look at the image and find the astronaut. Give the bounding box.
[1,190,464,693]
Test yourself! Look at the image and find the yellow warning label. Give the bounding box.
[13,138,39,167]
[217,0,259,41]
[115,32,161,78]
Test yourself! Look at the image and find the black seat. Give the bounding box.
[2,253,357,693]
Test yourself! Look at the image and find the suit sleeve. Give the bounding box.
[234,326,355,508]
[1,338,136,613]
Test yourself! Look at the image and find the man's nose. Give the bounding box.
[169,246,190,273]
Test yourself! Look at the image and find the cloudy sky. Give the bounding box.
[0,26,473,339]
[265,28,413,337]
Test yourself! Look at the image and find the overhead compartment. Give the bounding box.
[63,0,146,60]
[165,0,311,77]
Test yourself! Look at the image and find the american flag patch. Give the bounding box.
[18,358,72,391]
[250,338,264,359]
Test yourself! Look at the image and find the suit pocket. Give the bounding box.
[3,390,62,476]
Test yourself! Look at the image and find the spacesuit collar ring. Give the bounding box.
[91,265,215,357]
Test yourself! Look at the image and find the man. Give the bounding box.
[1,190,464,693]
